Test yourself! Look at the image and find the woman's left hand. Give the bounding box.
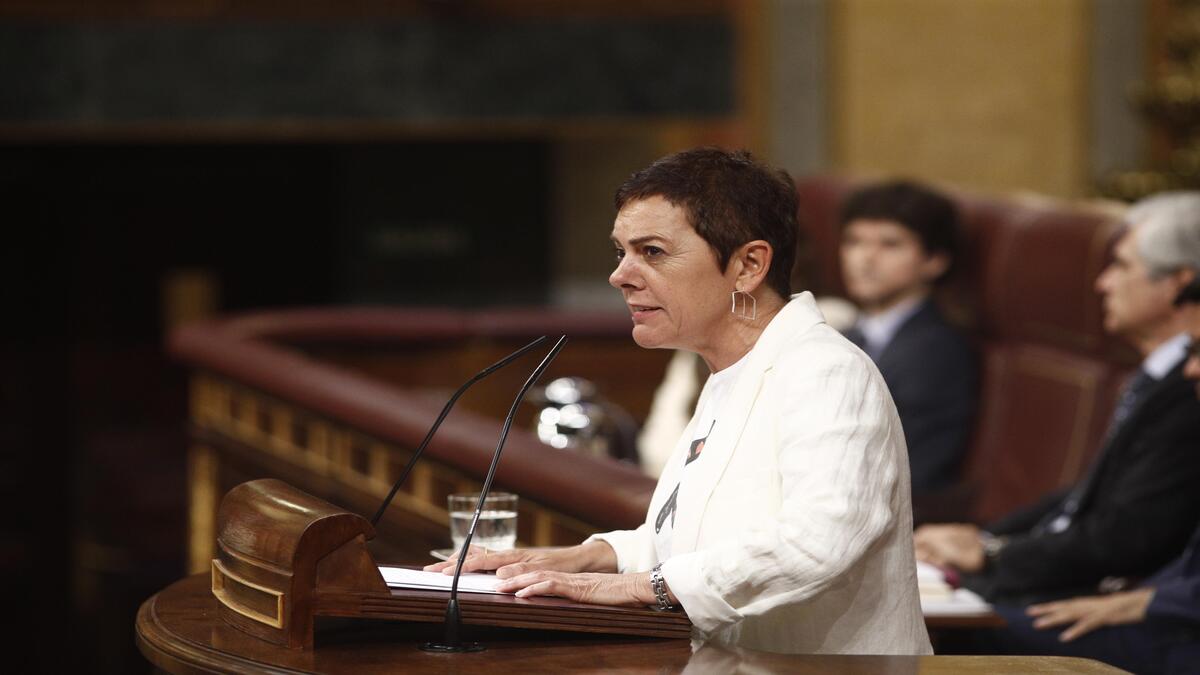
[496,570,654,607]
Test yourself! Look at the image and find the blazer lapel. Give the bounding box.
[1120,362,1187,434]
[1076,362,1188,511]
[670,358,768,556]
[873,298,936,369]
[670,292,826,555]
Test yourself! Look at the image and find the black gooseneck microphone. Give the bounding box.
[421,335,568,653]
[369,336,548,527]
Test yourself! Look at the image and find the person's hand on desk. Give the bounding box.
[422,540,677,607]
[423,540,617,578]
[913,523,985,573]
[1026,588,1155,642]
[496,570,665,606]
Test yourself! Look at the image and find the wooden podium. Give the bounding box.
[134,478,1125,673]
[138,574,1128,674]
[209,479,690,649]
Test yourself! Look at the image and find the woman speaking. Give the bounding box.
[428,148,931,655]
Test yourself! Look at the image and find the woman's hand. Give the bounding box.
[422,540,617,579]
[1026,589,1155,642]
[498,570,654,607]
[913,523,985,573]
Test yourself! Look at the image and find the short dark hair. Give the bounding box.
[839,180,961,282]
[614,147,798,299]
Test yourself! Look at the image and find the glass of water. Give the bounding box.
[447,492,518,553]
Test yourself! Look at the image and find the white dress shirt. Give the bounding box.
[1143,332,1191,380]
[853,295,925,358]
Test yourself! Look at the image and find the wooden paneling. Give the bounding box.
[311,338,671,424]
[187,373,628,569]
[830,0,1091,197]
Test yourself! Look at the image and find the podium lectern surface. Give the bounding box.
[137,574,1128,675]
[210,478,689,647]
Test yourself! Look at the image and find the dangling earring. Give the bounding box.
[731,289,757,320]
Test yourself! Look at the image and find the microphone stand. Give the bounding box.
[369,336,547,527]
[421,335,568,653]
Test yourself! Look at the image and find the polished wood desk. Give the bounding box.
[925,610,1004,630]
[137,575,1126,674]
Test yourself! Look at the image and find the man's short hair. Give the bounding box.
[1128,191,1200,279]
[614,147,799,299]
[838,180,961,282]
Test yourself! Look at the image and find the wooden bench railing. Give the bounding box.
[170,307,671,572]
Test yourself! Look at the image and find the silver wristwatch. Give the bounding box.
[979,531,1008,560]
[649,563,674,610]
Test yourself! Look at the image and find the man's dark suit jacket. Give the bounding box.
[966,360,1200,605]
[847,299,976,493]
[1145,520,1200,627]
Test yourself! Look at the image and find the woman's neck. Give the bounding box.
[698,294,786,372]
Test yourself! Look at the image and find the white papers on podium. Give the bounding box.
[378,566,508,595]
[916,561,993,616]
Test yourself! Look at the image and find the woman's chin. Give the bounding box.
[630,326,669,349]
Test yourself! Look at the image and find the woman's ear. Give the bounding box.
[734,240,775,292]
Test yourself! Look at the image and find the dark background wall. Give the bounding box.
[0,7,736,672]
[2,140,550,670]
[0,20,732,122]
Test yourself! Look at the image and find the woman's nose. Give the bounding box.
[609,263,627,288]
[609,257,637,289]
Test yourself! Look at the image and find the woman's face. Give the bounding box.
[609,196,735,353]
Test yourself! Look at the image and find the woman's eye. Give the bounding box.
[614,248,625,261]
[644,246,664,257]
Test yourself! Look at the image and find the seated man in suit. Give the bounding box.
[985,277,1200,674]
[915,192,1200,618]
[839,181,976,495]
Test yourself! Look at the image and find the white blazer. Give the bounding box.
[590,293,932,655]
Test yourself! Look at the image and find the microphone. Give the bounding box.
[369,336,548,527]
[421,335,568,653]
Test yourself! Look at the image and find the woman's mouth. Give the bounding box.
[630,305,661,321]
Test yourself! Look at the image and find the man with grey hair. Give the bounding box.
[981,279,1200,672]
[915,192,1200,632]
[1128,191,1200,273]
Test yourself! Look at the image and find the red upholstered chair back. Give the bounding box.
[793,176,1136,523]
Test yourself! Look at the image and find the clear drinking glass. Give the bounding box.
[447,492,518,552]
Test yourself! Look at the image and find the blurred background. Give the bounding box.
[0,0,1189,671]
